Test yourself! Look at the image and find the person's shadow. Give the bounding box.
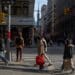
[0,63,50,73]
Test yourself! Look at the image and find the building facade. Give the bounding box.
[55,0,75,41]
[46,0,75,42]
[41,4,47,36]
[0,0,35,46]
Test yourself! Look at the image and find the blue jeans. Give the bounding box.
[0,51,8,64]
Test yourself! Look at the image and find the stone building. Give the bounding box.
[0,0,35,46]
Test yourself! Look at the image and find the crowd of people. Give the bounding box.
[0,31,75,71]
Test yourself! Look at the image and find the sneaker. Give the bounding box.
[39,65,44,70]
[48,63,52,66]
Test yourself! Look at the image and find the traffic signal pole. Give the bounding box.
[6,4,12,62]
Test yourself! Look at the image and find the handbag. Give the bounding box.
[36,54,45,65]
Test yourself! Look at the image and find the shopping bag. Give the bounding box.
[36,55,45,65]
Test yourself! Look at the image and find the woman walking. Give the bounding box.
[35,36,52,69]
[62,39,74,71]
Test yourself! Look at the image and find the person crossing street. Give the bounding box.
[0,34,8,65]
[15,32,24,62]
[35,35,52,69]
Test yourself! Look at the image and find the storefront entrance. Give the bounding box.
[22,27,33,47]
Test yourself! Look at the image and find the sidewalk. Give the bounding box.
[0,54,75,75]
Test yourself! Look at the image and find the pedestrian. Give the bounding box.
[40,36,52,65]
[15,32,24,62]
[0,34,8,65]
[62,39,74,71]
[35,35,52,69]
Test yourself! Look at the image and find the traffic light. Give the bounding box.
[0,12,6,24]
[64,8,68,15]
[64,8,72,15]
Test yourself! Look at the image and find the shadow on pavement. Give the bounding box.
[0,63,74,75]
[0,65,51,74]
[51,69,74,75]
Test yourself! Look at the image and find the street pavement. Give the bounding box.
[0,45,75,75]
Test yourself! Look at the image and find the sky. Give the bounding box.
[34,0,47,21]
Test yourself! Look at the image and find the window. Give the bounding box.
[1,4,8,13]
[23,2,29,17]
